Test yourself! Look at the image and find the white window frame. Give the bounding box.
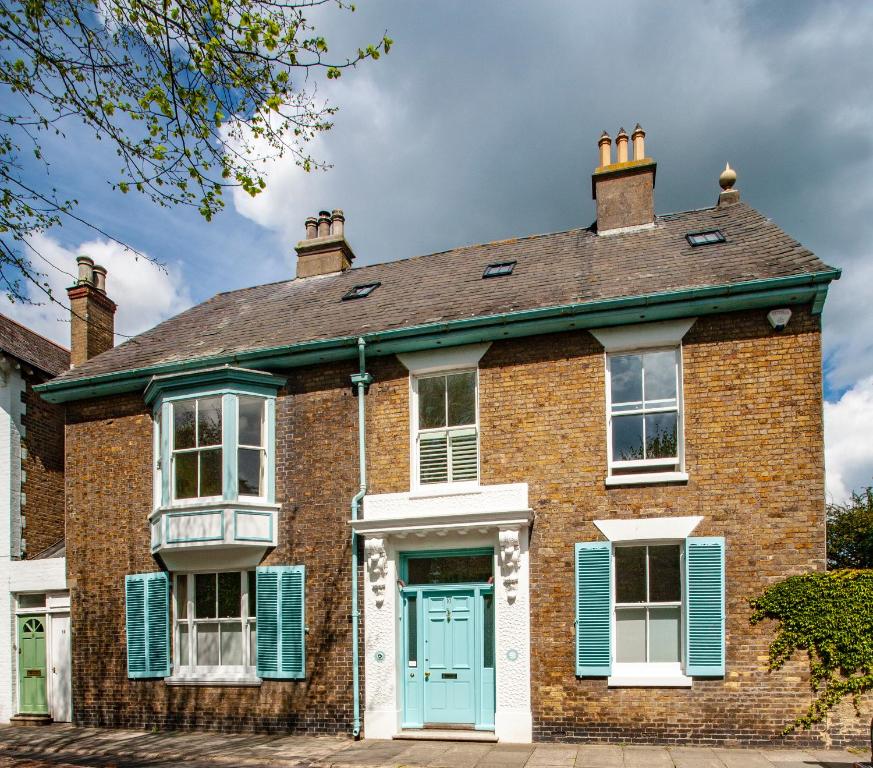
[236,395,268,503]
[170,396,224,503]
[609,541,691,688]
[410,368,480,492]
[171,570,258,683]
[605,346,686,483]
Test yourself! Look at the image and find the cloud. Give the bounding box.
[1,232,193,349]
[226,75,405,247]
[824,376,873,504]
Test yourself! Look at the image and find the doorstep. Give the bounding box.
[393,729,498,742]
[9,714,52,726]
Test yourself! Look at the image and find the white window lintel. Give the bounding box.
[590,318,696,352]
[397,342,491,375]
[594,515,703,542]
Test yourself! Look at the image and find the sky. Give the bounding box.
[4,0,873,503]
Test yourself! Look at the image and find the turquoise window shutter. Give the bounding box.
[125,572,170,679]
[685,537,726,676]
[257,566,306,679]
[575,542,612,676]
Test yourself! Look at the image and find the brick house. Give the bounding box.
[0,314,70,723]
[37,127,867,745]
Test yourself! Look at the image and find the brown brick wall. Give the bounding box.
[63,306,870,744]
[22,371,65,557]
[65,369,365,733]
[361,306,868,747]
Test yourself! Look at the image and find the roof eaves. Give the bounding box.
[35,269,841,404]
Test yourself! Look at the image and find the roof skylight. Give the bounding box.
[483,261,517,279]
[686,230,726,247]
[342,282,381,301]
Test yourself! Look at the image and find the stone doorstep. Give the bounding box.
[393,729,498,743]
[8,714,53,726]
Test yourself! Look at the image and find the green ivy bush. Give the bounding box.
[749,570,873,733]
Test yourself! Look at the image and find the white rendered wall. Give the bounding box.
[0,359,25,722]
[362,528,532,743]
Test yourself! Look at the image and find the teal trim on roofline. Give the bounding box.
[143,365,287,405]
[36,270,840,403]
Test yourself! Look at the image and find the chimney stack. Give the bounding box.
[295,208,356,278]
[67,255,116,368]
[592,123,656,234]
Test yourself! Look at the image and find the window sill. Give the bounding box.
[409,483,482,500]
[165,673,262,687]
[605,472,688,487]
[608,674,692,688]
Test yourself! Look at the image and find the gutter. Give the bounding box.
[36,270,840,403]
[349,338,372,738]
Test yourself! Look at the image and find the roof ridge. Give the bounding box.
[210,204,754,302]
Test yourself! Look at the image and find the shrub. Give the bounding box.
[749,570,873,733]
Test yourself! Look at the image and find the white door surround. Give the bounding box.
[355,483,533,743]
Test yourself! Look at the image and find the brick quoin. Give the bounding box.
[63,307,870,745]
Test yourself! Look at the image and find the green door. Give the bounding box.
[423,591,476,724]
[18,616,48,715]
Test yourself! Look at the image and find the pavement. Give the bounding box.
[0,725,868,768]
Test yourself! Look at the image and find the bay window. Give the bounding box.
[146,367,284,560]
[413,370,479,486]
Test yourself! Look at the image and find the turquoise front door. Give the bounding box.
[423,590,476,724]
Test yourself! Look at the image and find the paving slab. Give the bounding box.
[576,744,623,767]
[713,748,775,768]
[426,743,495,768]
[525,745,579,766]
[670,746,728,768]
[760,751,819,763]
[622,745,674,768]
[803,749,866,767]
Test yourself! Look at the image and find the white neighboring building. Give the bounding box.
[0,314,70,723]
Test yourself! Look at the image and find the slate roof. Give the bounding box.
[51,201,834,384]
[0,314,69,376]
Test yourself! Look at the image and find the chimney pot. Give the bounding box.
[598,131,612,167]
[616,127,629,163]
[631,123,646,161]
[317,211,331,238]
[305,216,318,240]
[330,209,345,237]
[76,255,94,285]
[92,264,107,293]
